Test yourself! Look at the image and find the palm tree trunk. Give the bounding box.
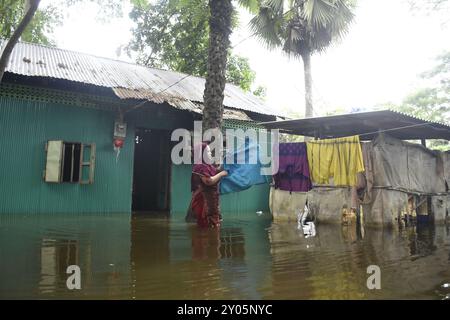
[202,0,233,132]
[301,51,313,118]
[0,0,41,83]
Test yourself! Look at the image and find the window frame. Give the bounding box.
[44,140,96,184]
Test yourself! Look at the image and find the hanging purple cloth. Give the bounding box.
[273,142,312,192]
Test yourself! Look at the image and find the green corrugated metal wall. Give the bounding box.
[0,92,136,214]
[170,120,271,218]
[0,83,271,215]
[170,164,270,218]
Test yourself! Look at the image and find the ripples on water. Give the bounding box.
[0,212,449,299]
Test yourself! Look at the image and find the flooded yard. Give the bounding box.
[0,212,449,299]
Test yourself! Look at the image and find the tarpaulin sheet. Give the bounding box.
[269,187,307,222]
[371,134,446,194]
[443,151,450,189]
[269,134,449,227]
[362,188,409,227]
[431,195,448,223]
[220,141,269,195]
[307,187,353,224]
[359,142,374,204]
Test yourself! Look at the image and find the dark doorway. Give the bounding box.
[132,128,171,213]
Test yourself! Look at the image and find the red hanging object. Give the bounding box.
[114,138,124,148]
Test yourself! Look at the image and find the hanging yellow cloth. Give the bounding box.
[307,135,364,186]
[306,140,334,184]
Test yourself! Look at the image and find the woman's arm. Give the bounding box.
[201,171,228,186]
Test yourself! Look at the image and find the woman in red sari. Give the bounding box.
[188,142,227,228]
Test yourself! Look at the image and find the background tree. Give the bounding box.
[127,0,258,92]
[226,55,256,91]
[1,0,122,46]
[0,0,41,83]
[408,0,449,12]
[253,85,267,99]
[0,0,61,46]
[389,51,450,150]
[0,0,123,83]
[247,0,355,118]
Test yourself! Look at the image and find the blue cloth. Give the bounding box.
[220,141,269,195]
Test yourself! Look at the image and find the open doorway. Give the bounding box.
[132,128,171,213]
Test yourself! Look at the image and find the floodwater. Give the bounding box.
[0,212,449,300]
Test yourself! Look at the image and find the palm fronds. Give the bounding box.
[245,0,355,56]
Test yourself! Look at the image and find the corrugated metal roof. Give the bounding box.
[1,41,281,117]
[261,110,450,140]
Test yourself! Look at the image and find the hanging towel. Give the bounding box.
[307,135,365,186]
[220,141,269,195]
[273,142,312,192]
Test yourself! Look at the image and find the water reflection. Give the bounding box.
[39,238,81,294]
[0,214,131,299]
[0,213,449,299]
[409,224,438,260]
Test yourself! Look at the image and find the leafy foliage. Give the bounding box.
[395,52,449,123]
[127,0,258,91]
[0,0,61,45]
[253,85,267,99]
[226,55,256,91]
[0,0,123,46]
[128,0,210,75]
[408,0,449,12]
[64,0,123,19]
[391,52,450,150]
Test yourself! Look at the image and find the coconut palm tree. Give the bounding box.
[248,0,355,117]
[202,0,234,131]
[202,0,259,131]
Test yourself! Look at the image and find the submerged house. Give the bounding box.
[0,41,280,216]
[263,111,450,227]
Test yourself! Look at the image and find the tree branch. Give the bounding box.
[0,0,41,83]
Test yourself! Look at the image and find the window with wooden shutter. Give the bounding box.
[44,140,63,183]
[44,141,95,184]
[79,143,96,184]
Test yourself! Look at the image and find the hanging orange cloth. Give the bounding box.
[307,135,365,186]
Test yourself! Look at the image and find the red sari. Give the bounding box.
[191,163,221,228]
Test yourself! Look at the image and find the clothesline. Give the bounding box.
[307,140,361,145]
[202,121,435,159]
[226,122,434,143]
[357,122,435,138]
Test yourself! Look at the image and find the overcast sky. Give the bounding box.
[44,0,450,117]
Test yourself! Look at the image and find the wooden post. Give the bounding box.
[421,139,427,147]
